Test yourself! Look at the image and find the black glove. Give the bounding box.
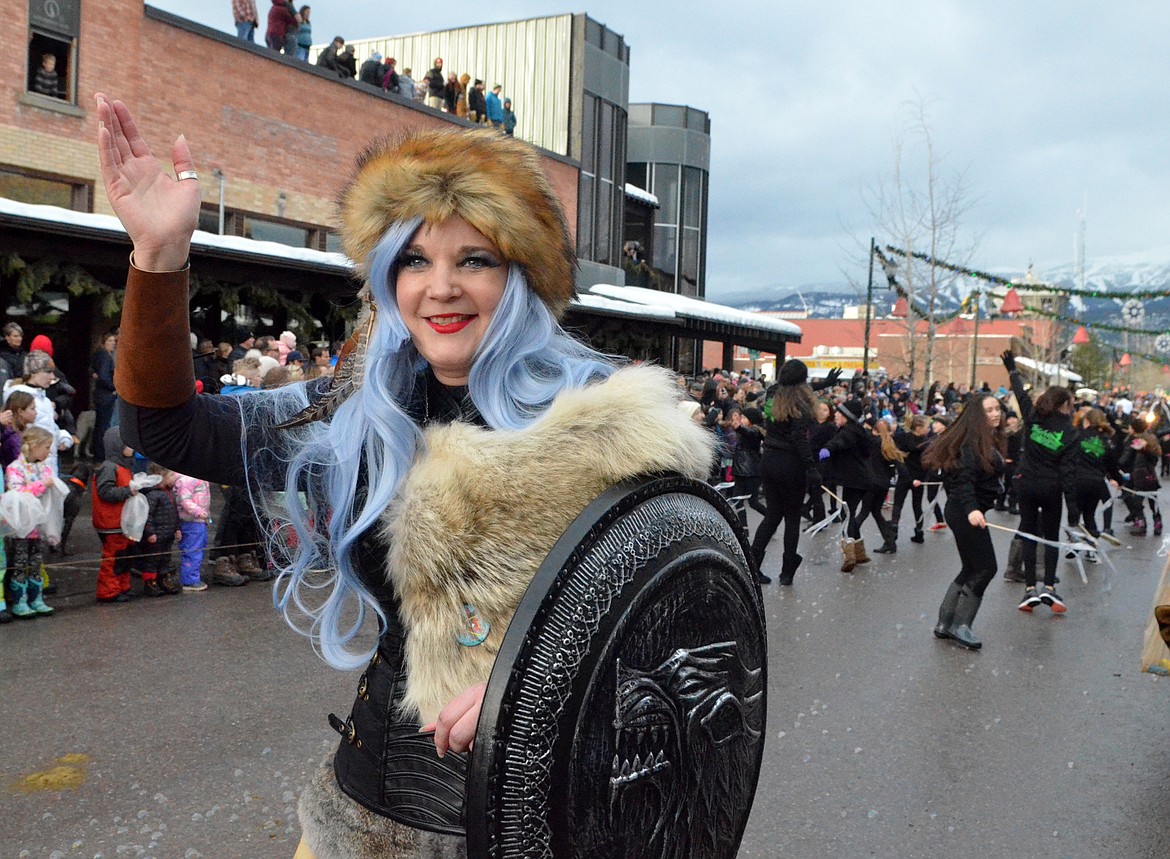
[825,367,842,387]
[1001,350,1016,372]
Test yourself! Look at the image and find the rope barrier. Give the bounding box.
[40,540,265,574]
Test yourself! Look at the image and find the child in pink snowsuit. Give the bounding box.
[4,426,56,617]
[174,472,212,591]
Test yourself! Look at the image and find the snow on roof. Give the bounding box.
[571,292,677,320]
[623,183,659,207]
[1015,355,1083,383]
[0,197,353,271]
[587,284,802,338]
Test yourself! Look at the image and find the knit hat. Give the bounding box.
[371,52,382,61]
[29,334,53,357]
[778,358,808,386]
[838,398,865,424]
[338,128,576,316]
[742,406,764,425]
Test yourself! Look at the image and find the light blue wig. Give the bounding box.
[241,219,615,669]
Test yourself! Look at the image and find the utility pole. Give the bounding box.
[969,287,980,390]
[863,237,875,378]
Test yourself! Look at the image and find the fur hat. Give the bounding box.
[23,350,53,378]
[778,358,808,386]
[338,128,577,316]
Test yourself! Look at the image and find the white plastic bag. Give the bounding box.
[121,473,162,542]
[0,491,43,538]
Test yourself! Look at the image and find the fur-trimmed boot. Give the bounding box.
[840,539,857,573]
[1003,538,1025,582]
[8,580,35,619]
[945,585,983,650]
[25,576,53,615]
[933,582,962,640]
[778,552,802,586]
[853,538,871,565]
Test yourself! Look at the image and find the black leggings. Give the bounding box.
[1072,481,1110,537]
[751,454,805,560]
[1017,481,1062,588]
[731,475,767,528]
[943,500,997,597]
[891,478,924,533]
[842,486,889,540]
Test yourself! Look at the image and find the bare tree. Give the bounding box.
[862,98,979,398]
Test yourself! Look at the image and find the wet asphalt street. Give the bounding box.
[2,500,1168,859]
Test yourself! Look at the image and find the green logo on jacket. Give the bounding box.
[1029,425,1065,452]
[1080,434,1105,459]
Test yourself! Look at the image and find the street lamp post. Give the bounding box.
[969,287,980,390]
[863,237,875,378]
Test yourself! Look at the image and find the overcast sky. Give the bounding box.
[153,1,1170,300]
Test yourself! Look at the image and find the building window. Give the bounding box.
[0,167,90,211]
[26,1,81,105]
[242,216,310,248]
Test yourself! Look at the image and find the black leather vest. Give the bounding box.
[329,371,482,835]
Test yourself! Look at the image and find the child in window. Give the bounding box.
[33,53,60,98]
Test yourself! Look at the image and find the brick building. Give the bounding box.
[0,2,578,409]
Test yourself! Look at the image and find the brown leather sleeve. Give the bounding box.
[114,259,197,408]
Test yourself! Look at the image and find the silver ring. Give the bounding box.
[176,170,199,181]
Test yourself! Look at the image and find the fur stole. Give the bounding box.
[383,364,715,723]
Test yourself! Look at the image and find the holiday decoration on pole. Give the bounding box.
[1119,353,1132,367]
[998,287,1025,314]
[1072,326,1091,345]
[891,296,909,318]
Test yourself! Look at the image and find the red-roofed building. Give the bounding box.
[704,316,1060,387]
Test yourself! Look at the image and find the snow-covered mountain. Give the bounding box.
[714,249,1170,334]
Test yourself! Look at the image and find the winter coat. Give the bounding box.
[865,435,897,491]
[266,0,297,42]
[0,426,21,470]
[1069,428,1122,486]
[825,420,872,490]
[5,456,53,539]
[485,91,504,123]
[732,425,763,478]
[1119,445,1161,493]
[316,43,342,73]
[336,51,357,80]
[92,426,142,534]
[942,447,1005,516]
[141,485,180,544]
[503,105,517,134]
[468,86,487,120]
[174,474,211,523]
[426,67,445,97]
[358,59,383,87]
[1009,371,1076,490]
[894,429,930,483]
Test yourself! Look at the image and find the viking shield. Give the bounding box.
[466,474,767,859]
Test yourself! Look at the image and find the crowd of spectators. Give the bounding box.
[0,318,339,622]
[230,4,519,135]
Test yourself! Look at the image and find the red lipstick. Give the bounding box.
[426,315,474,334]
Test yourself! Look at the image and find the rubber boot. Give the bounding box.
[840,539,857,573]
[873,522,897,554]
[778,552,802,586]
[853,538,871,565]
[933,582,962,639]
[945,585,983,650]
[1130,518,1147,537]
[8,580,35,619]
[1003,538,1025,582]
[26,576,53,615]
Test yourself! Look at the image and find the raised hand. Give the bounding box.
[1000,350,1016,372]
[95,93,200,271]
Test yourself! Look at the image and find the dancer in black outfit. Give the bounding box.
[891,414,931,544]
[1068,408,1122,549]
[867,419,904,554]
[1003,351,1077,613]
[750,360,816,585]
[820,398,875,572]
[923,393,1007,649]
